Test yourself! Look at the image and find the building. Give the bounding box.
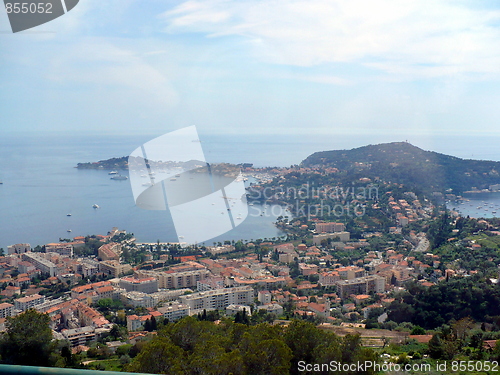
[278,252,297,263]
[77,303,110,328]
[14,294,46,311]
[315,222,345,233]
[179,286,254,312]
[120,291,155,308]
[62,326,97,347]
[98,243,122,261]
[337,266,365,280]
[0,303,14,319]
[126,312,162,331]
[226,304,251,316]
[17,261,36,274]
[119,277,158,294]
[76,259,100,277]
[299,263,319,276]
[136,269,210,289]
[336,275,385,299]
[197,276,224,291]
[319,271,340,286]
[258,290,272,304]
[158,302,190,322]
[99,260,132,277]
[21,252,58,276]
[45,243,74,258]
[7,243,31,255]
[259,303,284,316]
[312,232,350,245]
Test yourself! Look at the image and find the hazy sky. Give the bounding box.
[1,0,499,138]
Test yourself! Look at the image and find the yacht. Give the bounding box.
[108,171,118,175]
[66,213,72,217]
[93,204,100,209]
[111,175,128,180]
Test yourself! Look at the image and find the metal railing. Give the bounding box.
[0,365,152,375]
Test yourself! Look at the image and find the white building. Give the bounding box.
[14,294,46,311]
[179,286,254,312]
[158,302,190,322]
[0,303,14,319]
[7,243,31,255]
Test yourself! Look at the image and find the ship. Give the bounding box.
[110,175,128,180]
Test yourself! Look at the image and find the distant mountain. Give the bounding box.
[301,142,500,194]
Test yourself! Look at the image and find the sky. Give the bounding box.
[0,0,499,139]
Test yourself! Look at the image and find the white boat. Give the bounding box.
[108,171,118,175]
[67,229,72,232]
[67,213,72,217]
[93,204,100,209]
[111,175,128,180]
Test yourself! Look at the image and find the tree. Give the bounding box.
[0,309,54,366]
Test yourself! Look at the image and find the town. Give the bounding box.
[4,167,500,372]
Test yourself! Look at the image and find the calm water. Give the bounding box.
[2,132,500,249]
[449,192,500,219]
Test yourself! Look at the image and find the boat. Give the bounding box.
[175,174,181,178]
[67,229,72,232]
[170,178,177,181]
[66,213,72,217]
[111,175,128,180]
[92,204,100,209]
[108,171,118,175]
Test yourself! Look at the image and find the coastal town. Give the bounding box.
[3,171,500,371]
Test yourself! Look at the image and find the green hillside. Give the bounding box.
[301,142,500,194]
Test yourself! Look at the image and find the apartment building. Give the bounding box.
[99,260,132,277]
[21,252,58,276]
[14,294,46,311]
[45,243,74,258]
[119,277,158,294]
[98,243,122,261]
[179,286,254,312]
[136,269,210,289]
[319,271,340,286]
[62,326,97,347]
[196,276,224,291]
[7,243,31,255]
[312,231,350,245]
[0,302,14,318]
[157,302,190,322]
[336,275,385,299]
[337,266,366,280]
[315,222,345,233]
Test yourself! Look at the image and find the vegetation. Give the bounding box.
[127,317,378,375]
[302,142,500,194]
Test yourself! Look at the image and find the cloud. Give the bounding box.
[45,39,179,108]
[160,0,500,80]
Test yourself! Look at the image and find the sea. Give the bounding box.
[2,131,500,250]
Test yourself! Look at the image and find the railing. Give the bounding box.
[0,365,152,375]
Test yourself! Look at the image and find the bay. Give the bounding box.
[2,132,500,250]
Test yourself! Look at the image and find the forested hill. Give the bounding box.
[301,142,500,194]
